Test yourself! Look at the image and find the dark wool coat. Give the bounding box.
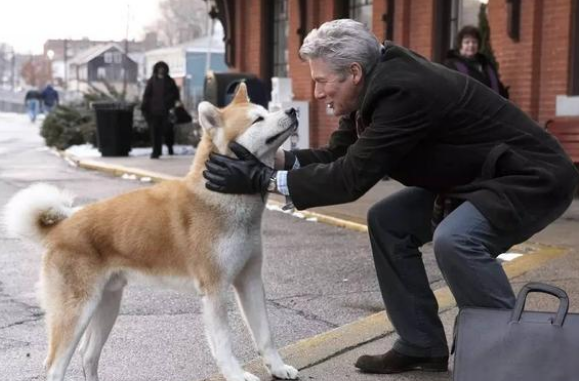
[287,43,578,234]
[444,50,509,99]
[141,61,180,118]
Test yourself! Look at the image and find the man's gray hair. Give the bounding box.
[299,19,382,77]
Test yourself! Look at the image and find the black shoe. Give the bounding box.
[355,349,448,374]
[168,146,174,155]
[150,153,160,159]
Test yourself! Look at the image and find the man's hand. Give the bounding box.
[203,142,276,195]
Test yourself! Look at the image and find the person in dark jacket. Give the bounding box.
[24,88,42,122]
[41,84,59,113]
[445,25,509,98]
[203,19,578,374]
[141,61,181,159]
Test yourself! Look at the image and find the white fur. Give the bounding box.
[2,183,75,243]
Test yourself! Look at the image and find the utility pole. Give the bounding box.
[63,39,68,90]
[10,48,16,90]
[122,3,130,99]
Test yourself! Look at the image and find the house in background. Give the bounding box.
[68,43,139,98]
[44,34,158,89]
[144,22,229,109]
[210,0,579,160]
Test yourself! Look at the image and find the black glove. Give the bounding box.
[203,141,275,195]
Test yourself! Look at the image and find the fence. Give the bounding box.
[0,89,25,113]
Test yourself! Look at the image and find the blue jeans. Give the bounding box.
[367,187,527,357]
[26,99,39,122]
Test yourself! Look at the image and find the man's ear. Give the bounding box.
[350,63,363,85]
[197,101,222,133]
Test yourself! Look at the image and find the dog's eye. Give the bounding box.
[252,116,264,125]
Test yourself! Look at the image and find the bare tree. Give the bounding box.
[20,56,52,87]
[147,0,209,46]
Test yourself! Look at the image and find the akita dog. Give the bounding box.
[3,83,299,381]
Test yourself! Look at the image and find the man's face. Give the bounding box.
[459,36,479,59]
[157,67,166,78]
[308,58,363,117]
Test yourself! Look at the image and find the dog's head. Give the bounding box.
[197,83,298,165]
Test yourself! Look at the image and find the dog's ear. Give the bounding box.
[197,101,222,132]
[231,82,249,104]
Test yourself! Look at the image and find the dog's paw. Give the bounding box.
[243,371,261,381]
[271,364,299,380]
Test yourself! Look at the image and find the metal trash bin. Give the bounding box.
[92,101,135,157]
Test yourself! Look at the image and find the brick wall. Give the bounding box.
[231,0,574,147]
[408,0,436,58]
[235,0,269,78]
[489,0,573,124]
[537,0,573,123]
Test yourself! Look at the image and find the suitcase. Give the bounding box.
[453,282,579,381]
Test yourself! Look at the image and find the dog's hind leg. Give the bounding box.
[78,274,126,381]
[203,290,259,381]
[41,263,103,381]
[233,256,298,380]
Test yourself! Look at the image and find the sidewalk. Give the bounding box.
[64,150,579,381]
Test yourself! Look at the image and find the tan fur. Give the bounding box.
[11,83,300,381]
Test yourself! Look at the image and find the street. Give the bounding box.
[0,112,447,381]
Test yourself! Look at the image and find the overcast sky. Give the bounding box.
[1,0,162,54]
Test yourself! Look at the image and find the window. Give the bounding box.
[113,52,122,64]
[449,0,460,49]
[571,0,579,95]
[349,0,373,29]
[104,52,112,64]
[272,0,289,77]
[432,0,457,63]
[97,67,106,79]
[384,0,395,41]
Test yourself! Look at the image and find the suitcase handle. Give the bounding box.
[510,282,569,326]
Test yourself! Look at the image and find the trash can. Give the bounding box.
[204,72,269,108]
[92,101,135,157]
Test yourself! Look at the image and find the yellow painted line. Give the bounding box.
[267,199,369,233]
[199,243,570,381]
[77,159,179,182]
[61,152,178,183]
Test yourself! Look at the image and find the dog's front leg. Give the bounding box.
[203,292,260,381]
[233,257,299,380]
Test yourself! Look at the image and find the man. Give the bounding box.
[24,88,42,122]
[41,84,60,113]
[203,19,578,374]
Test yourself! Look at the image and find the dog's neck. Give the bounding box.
[187,134,217,182]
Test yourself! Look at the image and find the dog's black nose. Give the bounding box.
[285,108,297,117]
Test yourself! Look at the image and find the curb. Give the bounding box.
[62,153,179,182]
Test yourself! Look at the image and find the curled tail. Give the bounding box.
[2,183,75,244]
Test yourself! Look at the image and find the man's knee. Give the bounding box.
[432,230,466,270]
[367,201,395,233]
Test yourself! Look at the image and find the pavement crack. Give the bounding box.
[267,299,339,328]
[0,315,44,330]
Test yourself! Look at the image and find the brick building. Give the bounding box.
[211,0,579,157]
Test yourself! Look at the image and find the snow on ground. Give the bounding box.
[0,111,45,126]
[65,144,196,158]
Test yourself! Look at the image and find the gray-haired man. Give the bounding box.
[204,19,578,374]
